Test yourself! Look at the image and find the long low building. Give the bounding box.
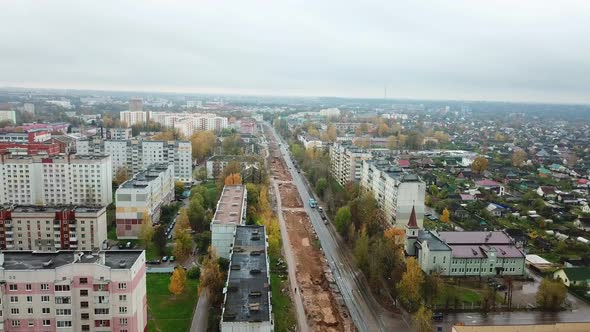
[0,205,107,251]
[0,250,147,332]
[211,185,247,259]
[116,163,174,239]
[221,225,272,332]
[206,155,260,180]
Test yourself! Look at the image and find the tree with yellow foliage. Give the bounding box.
[397,257,424,312]
[413,305,433,332]
[471,156,488,174]
[174,208,191,238]
[173,232,193,262]
[440,208,450,223]
[326,124,337,142]
[512,150,527,167]
[169,267,187,296]
[139,214,154,248]
[115,167,129,185]
[199,247,225,305]
[377,122,390,136]
[190,131,216,161]
[224,173,242,185]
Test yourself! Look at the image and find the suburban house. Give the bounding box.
[554,267,590,287]
[537,186,557,198]
[475,179,505,196]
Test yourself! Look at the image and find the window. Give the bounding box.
[80,289,88,296]
[55,285,70,292]
[82,325,90,331]
[43,319,51,326]
[28,320,34,327]
[81,313,89,320]
[25,284,32,291]
[9,284,18,291]
[41,296,50,302]
[433,256,436,264]
[79,277,88,284]
[57,321,72,328]
[11,320,20,327]
[119,306,128,314]
[26,296,32,303]
[42,308,51,314]
[94,308,109,315]
[118,283,127,290]
[11,308,19,315]
[56,309,71,316]
[27,308,33,315]
[10,296,18,303]
[41,283,49,291]
[55,296,71,304]
[119,318,128,325]
[119,295,127,301]
[81,301,89,308]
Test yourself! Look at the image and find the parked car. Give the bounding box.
[162,256,168,262]
[169,256,175,263]
[146,260,161,265]
[432,312,444,322]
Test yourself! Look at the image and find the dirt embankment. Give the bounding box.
[278,183,303,208]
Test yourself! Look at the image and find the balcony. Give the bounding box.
[4,220,12,226]
[5,244,14,249]
[69,243,78,248]
[5,230,13,235]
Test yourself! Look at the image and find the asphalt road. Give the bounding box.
[267,125,408,332]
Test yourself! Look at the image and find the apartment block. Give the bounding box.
[0,110,16,124]
[221,225,272,332]
[0,154,113,206]
[149,112,228,137]
[103,128,132,140]
[0,250,146,332]
[0,205,107,252]
[119,111,147,127]
[115,163,174,239]
[329,142,372,187]
[211,185,247,259]
[360,160,425,228]
[76,138,192,183]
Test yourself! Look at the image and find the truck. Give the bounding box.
[309,198,317,208]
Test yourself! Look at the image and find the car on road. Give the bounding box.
[162,256,168,262]
[318,206,324,212]
[169,256,175,263]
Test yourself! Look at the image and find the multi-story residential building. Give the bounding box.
[0,130,51,143]
[128,98,143,112]
[221,225,272,332]
[360,160,425,228]
[0,110,16,124]
[0,250,147,332]
[115,163,174,239]
[0,205,107,251]
[211,185,247,259]
[0,123,69,135]
[319,107,341,117]
[0,142,62,156]
[0,154,113,206]
[206,155,260,180]
[148,112,228,137]
[329,142,372,187]
[76,138,192,183]
[119,111,147,127]
[103,128,132,140]
[405,212,526,277]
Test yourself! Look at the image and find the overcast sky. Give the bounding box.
[1,0,589,103]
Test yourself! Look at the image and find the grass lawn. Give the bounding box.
[436,285,483,305]
[145,243,172,261]
[270,273,296,332]
[107,225,117,241]
[146,273,199,332]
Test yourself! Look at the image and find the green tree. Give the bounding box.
[354,230,370,272]
[315,178,328,197]
[222,134,242,155]
[153,226,167,256]
[536,278,567,311]
[139,214,154,249]
[335,206,352,235]
[188,199,207,232]
[397,257,424,312]
[173,232,193,262]
[174,181,185,197]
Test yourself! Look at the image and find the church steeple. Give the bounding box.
[407,205,418,229]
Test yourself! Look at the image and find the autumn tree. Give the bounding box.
[190,131,216,161]
[512,150,527,167]
[175,208,191,238]
[195,167,207,181]
[377,122,390,136]
[115,167,129,185]
[224,173,242,185]
[199,247,225,305]
[440,208,450,223]
[471,156,489,174]
[354,229,370,272]
[412,305,433,332]
[152,129,180,141]
[387,135,399,150]
[169,267,187,296]
[406,131,423,150]
[536,278,567,311]
[433,130,450,143]
[326,124,337,142]
[153,226,167,256]
[353,137,371,148]
[139,214,154,248]
[222,134,242,155]
[173,232,193,262]
[397,257,424,312]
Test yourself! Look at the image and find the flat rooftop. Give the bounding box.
[212,185,246,225]
[1,250,142,270]
[5,205,106,214]
[120,163,171,188]
[222,225,270,323]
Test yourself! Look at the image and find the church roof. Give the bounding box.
[407,206,419,229]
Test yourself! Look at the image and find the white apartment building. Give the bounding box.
[103,128,132,140]
[149,112,228,137]
[0,205,107,252]
[0,110,16,124]
[329,142,372,187]
[319,107,341,117]
[119,111,147,127]
[360,160,425,228]
[76,138,192,183]
[0,154,113,206]
[115,163,174,239]
[0,250,147,332]
[211,185,247,259]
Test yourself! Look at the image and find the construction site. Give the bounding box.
[265,126,354,332]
